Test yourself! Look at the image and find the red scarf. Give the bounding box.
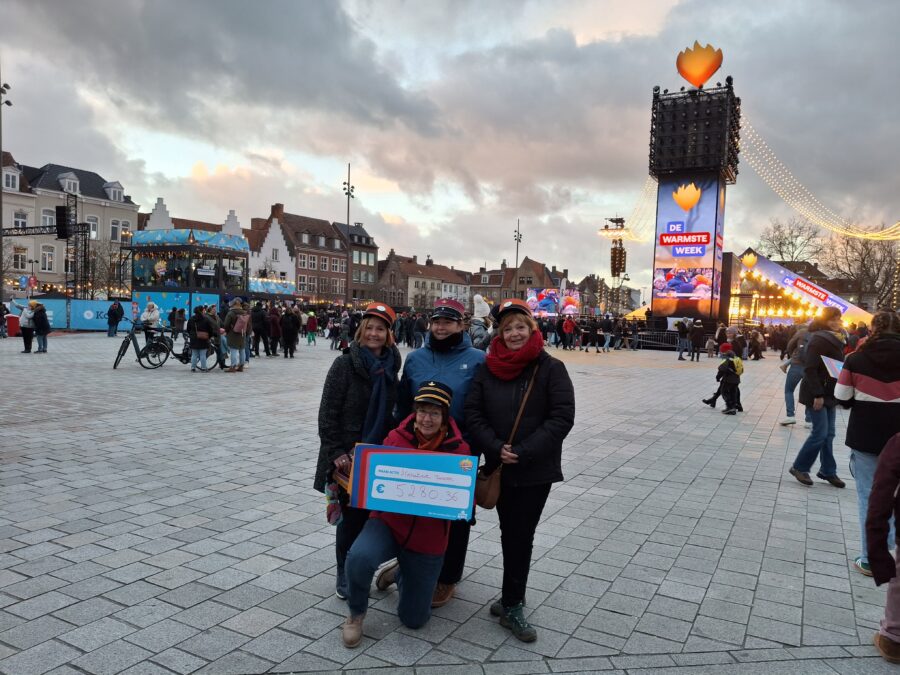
[486,330,544,380]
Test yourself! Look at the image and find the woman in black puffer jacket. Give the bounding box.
[464,298,575,644]
[789,306,847,488]
[315,303,401,601]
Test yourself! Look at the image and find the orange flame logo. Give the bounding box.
[676,41,723,88]
[672,183,702,211]
[741,252,758,269]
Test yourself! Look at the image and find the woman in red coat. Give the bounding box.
[268,306,283,356]
[341,381,471,648]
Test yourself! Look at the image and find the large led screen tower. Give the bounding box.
[648,44,741,321]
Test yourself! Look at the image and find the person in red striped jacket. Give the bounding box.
[835,310,900,577]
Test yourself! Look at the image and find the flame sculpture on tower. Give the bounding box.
[648,43,741,322]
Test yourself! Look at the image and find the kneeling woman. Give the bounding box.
[342,382,471,648]
[465,298,575,642]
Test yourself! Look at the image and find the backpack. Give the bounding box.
[232,313,249,335]
[732,356,744,377]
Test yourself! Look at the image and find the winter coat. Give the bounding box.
[716,355,741,385]
[834,334,900,454]
[140,307,160,327]
[799,330,845,408]
[468,318,491,351]
[690,325,705,347]
[107,303,124,324]
[281,312,300,342]
[866,433,900,585]
[251,306,268,332]
[223,308,248,349]
[314,341,403,493]
[375,416,472,555]
[786,328,809,366]
[307,316,318,332]
[464,349,575,488]
[187,315,213,349]
[714,326,728,345]
[395,332,485,430]
[268,310,283,338]
[13,302,35,328]
[32,306,50,336]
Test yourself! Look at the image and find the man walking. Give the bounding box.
[107,300,124,337]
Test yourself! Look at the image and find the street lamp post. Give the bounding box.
[342,163,354,308]
[0,68,13,305]
[512,219,522,298]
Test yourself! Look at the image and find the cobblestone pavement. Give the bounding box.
[0,332,890,674]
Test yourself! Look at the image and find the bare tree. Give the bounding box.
[756,217,825,263]
[84,240,127,299]
[819,229,898,311]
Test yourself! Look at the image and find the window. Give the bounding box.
[272,248,279,261]
[308,254,317,270]
[41,209,55,227]
[4,172,18,190]
[301,233,310,244]
[333,239,341,249]
[340,259,347,274]
[297,253,307,269]
[321,277,329,293]
[86,216,99,240]
[481,274,489,283]
[352,250,360,264]
[297,274,307,291]
[41,245,55,272]
[331,278,338,293]
[12,247,27,270]
[389,272,396,287]
[308,276,317,292]
[430,282,435,290]
[64,178,79,193]
[368,252,376,266]
[353,269,360,282]
[320,256,328,271]
[65,252,75,274]
[338,278,346,295]
[110,220,120,242]
[14,211,27,229]
[331,258,339,272]
[108,188,122,201]
[318,235,326,247]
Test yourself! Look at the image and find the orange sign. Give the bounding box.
[676,41,723,88]
[672,182,702,211]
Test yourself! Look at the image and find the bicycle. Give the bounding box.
[158,326,221,370]
[113,319,171,369]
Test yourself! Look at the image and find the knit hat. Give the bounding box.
[28,300,38,307]
[414,381,453,410]
[496,298,532,321]
[363,302,396,328]
[431,298,465,321]
[720,342,733,353]
[473,294,490,319]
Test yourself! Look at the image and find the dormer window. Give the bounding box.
[333,239,341,249]
[104,181,124,202]
[59,171,79,194]
[301,233,309,244]
[3,171,18,190]
[318,235,326,247]
[64,179,78,193]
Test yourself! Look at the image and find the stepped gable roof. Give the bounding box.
[19,163,135,204]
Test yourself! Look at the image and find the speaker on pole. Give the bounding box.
[55,205,69,239]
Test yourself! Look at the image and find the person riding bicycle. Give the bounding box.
[140,302,161,344]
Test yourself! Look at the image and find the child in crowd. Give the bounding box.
[716,342,743,415]
[866,432,900,664]
[705,336,717,358]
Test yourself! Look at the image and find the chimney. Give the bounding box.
[389,248,395,256]
[501,259,507,270]
[354,221,363,227]
[551,265,557,274]
[425,255,433,266]
[563,268,569,279]
[271,203,284,220]
[412,255,418,263]
[479,266,486,274]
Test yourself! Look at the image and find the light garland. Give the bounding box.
[741,119,900,240]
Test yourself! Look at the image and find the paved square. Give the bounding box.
[0,333,887,673]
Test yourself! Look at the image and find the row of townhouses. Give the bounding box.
[2,153,641,312]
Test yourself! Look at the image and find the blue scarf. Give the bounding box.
[359,345,396,444]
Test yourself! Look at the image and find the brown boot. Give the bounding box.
[375,560,399,591]
[874,632,900,664]
[342,614,365,648]
[236,364,244,372]
[225,366,236,373]
[431,582,455,608]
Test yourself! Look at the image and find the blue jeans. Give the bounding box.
[229,346,246,367]
[244,335,252,361]
[107,323,117,337]
[414,332,425,349]
[36,334,47,351]
[850,449,895,564]
[603,334,612,352]
[191,348,208,371]
[677,338,688,357]
[784,364,811,420]
[345,518,443,628]
[792,405,837,476]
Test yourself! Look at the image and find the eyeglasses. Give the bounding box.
[415,409,442,419]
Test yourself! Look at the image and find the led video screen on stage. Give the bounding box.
[651,171,726,320]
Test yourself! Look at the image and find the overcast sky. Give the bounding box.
[2,0,898,289]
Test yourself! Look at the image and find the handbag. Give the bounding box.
[474,363,540,509]
[196,330,210,340]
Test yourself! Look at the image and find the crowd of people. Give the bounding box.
[315,296,575,647]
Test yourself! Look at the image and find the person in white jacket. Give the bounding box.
[12,299,37,353]
[140,302,161,344]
